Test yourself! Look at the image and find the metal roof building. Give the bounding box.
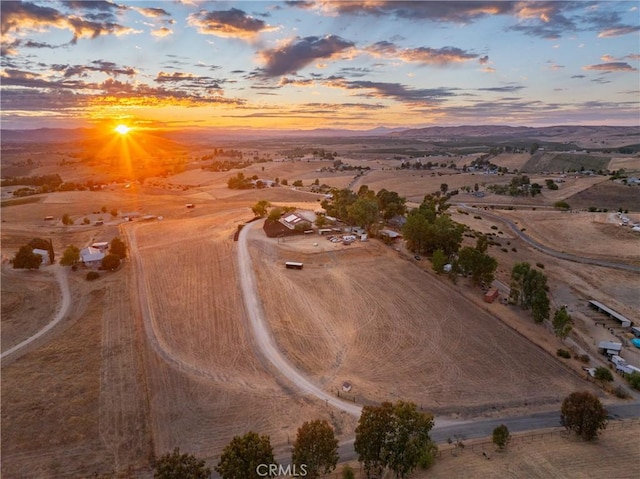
[589,300,632,328]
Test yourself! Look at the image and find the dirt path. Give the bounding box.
[237,220,363,417]
[458,205,640,273]
[1,264,71,360]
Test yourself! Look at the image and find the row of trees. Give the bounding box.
[155,390,610,478]
[155,401,435,479]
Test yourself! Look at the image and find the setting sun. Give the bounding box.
[115,124,130,135]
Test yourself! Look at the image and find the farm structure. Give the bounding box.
[91,242,109,252]
[598,341,623,357]
[589,300,632,328]
[484,288,499,303]
[31,249,50,265]
[285,261,303,270]
[631,326,640,338]
[80,247,105,268]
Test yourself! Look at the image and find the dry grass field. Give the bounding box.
[417,422,640,479]
[1,268,152,478]
[249,229,596,415]
[608,156,640,172]
[495,210,640,263]
[125,209,357,458]
[1,268,58,351]
[566,181,640,212]
[2,130,638,477]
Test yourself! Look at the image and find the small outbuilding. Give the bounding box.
[598,341,622,356]
[32,249,50,265]
[81,247,105,268]
[484,288,499,303]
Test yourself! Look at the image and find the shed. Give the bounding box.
[484,288,499,303]
[380,229,401,239]
[631,326,640,338]
[589,300,631,328]
[598,341,622,356]
[91,242,109,251]
[32,248,50,265]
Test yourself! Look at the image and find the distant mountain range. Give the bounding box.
[2,124,638,144]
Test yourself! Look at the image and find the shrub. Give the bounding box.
[614,385,630,399]
[474,215,482,219]
[341,465,355,479]
[536,262,545,269]
[501,248,508,253]
[83,217,90,224]
[86,271,100,281]
[557,349,571,358]
[554,201,571,210]
[490,225,498,230]
[627,371,640,390]
[579,354,590,363]
[511,247,517,252]
[594,366,613,382]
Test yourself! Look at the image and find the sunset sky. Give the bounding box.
[1,1,639,130]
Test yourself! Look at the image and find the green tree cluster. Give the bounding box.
[227,172,253,189]
[320,186,406,228]
[594,366,613,383]
[456,235,498,287]
[12,245,43,269]
[492,424,511,450]
[509,262,550,323]
[215,431,275,479]
[251,200,271,217]
[292,420,339,478]
[403,195,464,256]
[60,245,80,266]
[354,401,435,479]
[101,254,120,271]
[154,447,210,479]
[560,391,607,441]
[552,306,573,340]
[110,237,127,259]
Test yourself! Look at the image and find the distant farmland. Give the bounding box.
[521,152,610,173]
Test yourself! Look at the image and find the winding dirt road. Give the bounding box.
[237,220,363,417]
[1,264,71,360]
[457,204,640,274]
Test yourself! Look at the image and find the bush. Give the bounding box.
[511,247,517,252]
[579,354,590,363]
[86,271,100,281]
[594,366,613,382]
[101,254,120,271]
[557,349,571,358]
[536,262,545,269]
[627,371,640,390]
[490,225,498,230]
[501,248,508,253]
[474,215,482,219]
[341,465,355,479]
[614,385,630,399]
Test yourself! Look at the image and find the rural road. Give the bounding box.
[1,264,71,360]
[456,204,640,274]
[237,220,363,417]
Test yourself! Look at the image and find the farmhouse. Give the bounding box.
[80,247,105,268]
[32,249,50,265]
[589,300,632,328]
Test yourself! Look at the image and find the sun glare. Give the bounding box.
[115,124,131,135]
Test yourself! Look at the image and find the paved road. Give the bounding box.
[456,204,640,274]
[1,264,71,360]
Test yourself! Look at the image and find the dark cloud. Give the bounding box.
[571,74,586,79]
[260,35,355,77]
[1,1,137,51]
[479,55,489,64]
[477,85,525,92]
[584,62,637,72]
[338,67,373,78]
[65,1,123,12]
[48,60,136,78]
[366,41,478,65]
[187,8,274,38]
[326,78,456,104]
[279,77,315,87]
[598,26,640,38]
[312,1,516,23]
